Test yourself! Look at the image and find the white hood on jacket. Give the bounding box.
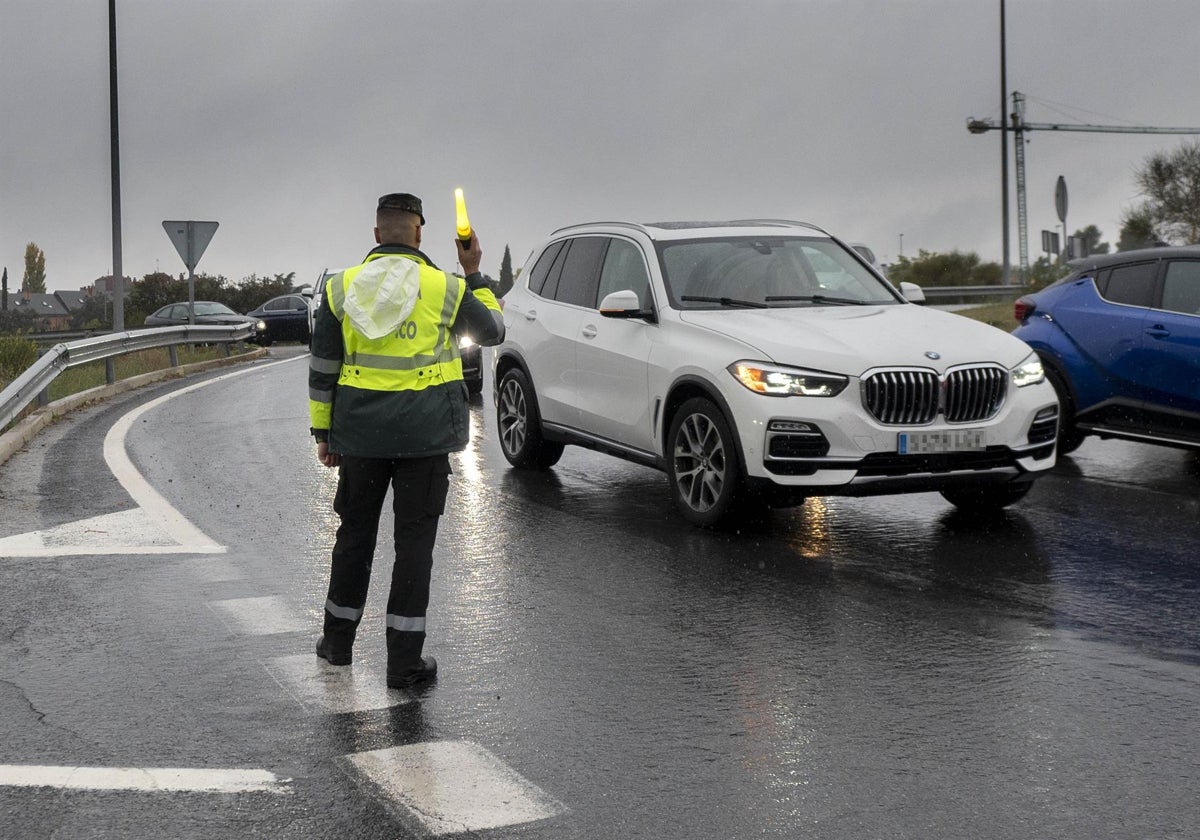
[343,256,422,339]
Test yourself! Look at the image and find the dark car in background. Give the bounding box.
[246,293,313,346]
[459,336,484,396]
[144,301,263,341]
[1013,245,1200,453]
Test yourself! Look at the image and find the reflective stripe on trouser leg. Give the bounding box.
[386,615,427,669]
[386,615,426,632]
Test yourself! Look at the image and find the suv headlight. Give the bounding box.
[727,361,848,397]
[1011,353,1045,387]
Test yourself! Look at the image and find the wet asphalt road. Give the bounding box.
[1,345,1198,839]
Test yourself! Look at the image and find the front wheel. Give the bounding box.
[497,368,564,469]
[940,482,1032,513]
[666,397,747,527]
[1045,366,1086,454]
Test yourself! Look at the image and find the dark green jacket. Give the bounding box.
[309,245,503,457]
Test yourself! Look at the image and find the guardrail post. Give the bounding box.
[106,358,116,385]
[37,387,50,408]
[222,342,231,358]
[169,346,179,367]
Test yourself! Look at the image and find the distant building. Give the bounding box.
[8,287,103,331]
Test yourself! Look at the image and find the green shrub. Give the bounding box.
[0,335,38,387]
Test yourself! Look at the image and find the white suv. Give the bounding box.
[493,221,1059,527]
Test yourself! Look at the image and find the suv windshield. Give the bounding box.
[656,236,897,309]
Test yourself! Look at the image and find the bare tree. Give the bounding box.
[1134,140,1200,244]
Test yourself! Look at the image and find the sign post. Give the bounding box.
[1054,177,1068,260]
[163,221,219,325]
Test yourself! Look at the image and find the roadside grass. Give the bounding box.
[945,299,1019,332]
[2,343,256,436]
[46,345,254,401]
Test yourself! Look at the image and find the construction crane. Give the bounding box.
[967,91,1200,282]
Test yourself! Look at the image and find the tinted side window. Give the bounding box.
[527,240,565,297]
[554,237,608,307]
[1091,268,1111,296]
[596,239,652,308]
[539,240,572,301]
[1101,262,1157,307]
[1161,261,1200,316]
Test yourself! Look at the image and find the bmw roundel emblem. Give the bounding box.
[925,351,941,360]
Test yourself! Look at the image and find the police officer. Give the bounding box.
[309,192,504,689]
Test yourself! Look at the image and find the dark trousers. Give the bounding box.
[323,453,451,670]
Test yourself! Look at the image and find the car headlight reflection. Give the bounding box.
[1011,353,1045,387]
[728,361,848,397]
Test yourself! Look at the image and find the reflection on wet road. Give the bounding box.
[1,349,1196,839]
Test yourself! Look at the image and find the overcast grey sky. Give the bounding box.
[4,0,1200,293]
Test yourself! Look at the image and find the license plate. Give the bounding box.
[897,429,986,454]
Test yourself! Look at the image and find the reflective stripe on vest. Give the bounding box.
[327,256,465,391]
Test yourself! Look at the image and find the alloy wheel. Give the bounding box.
[673,412,727,513]
[499,378,528,456]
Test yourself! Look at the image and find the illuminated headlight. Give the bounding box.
[1011,353,1045,387]
[727,361,848,397]
[458,335,475,348]
[255,320,267,331]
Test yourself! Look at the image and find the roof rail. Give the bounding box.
[730,219,829,234]
[547,219,831,237]
[549,221,650,236]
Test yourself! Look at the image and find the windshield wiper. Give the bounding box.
[765,294,870,306]
[680,295,769,309]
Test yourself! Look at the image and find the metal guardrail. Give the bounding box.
[0,324,254,430]
[918,284,1025,304]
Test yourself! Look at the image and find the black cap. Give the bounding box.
[377,193,424,224]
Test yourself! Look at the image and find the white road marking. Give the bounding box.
[267,653,406,713]
[346,741,564,835]
[0,509,182,556]
[209,596,307,636]
[0,764,290,794]
[0,356,302,559]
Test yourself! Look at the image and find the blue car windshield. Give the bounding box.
[656,236,898,309]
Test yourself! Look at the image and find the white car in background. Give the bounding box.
[493,220,1059,527]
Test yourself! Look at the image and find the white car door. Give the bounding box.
[573,238,657,452]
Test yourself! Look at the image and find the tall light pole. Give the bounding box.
[999,0,1010,286]
[109,0,124,331]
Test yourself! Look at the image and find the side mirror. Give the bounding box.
[599,290,654,321]
[899,282,926,305]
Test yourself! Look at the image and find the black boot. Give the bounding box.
[315,635,353,666]
[387,655,437,688]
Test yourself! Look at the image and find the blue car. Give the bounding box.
[1013,245,1200,453]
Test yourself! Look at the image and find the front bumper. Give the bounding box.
[724,376,1060,496]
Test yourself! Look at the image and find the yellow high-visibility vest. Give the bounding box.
[326,255,467,393]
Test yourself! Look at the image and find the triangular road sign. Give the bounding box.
[163,220,219,272]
